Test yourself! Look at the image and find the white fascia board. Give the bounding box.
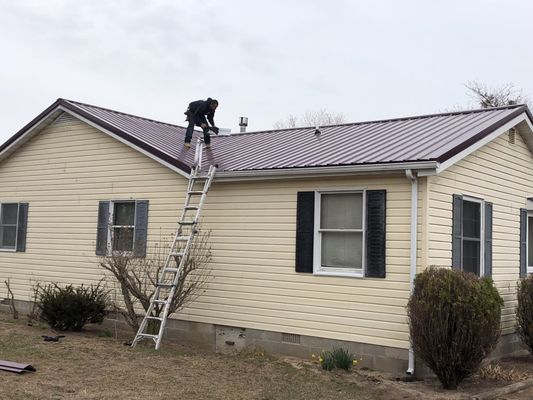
[58,106,190,179]
[214,161,438,182]
[0,108,63,162]
[436,113,529,174]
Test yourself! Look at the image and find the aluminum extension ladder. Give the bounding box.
[131,139,216,349]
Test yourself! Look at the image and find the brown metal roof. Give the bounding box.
[1,99,530,176]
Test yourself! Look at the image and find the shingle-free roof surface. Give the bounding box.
[1,99,529,175]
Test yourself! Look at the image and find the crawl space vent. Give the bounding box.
[281,333,301,344]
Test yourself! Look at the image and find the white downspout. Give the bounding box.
[405,169,418,376]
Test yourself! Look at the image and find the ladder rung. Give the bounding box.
[184,206,199,210]
[153,299,167,304]
[188,191,204,195]
[138,333,158,339]
[179,221,196,225]
[157,283,175,288]
[164,268,179,273]
[175,236,190,241]
[170,252,184,257]
[146,316,163,321]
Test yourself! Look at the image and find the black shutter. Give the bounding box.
[133,200,149,257]
[484,202,493,278]
[365,190,386,278]
[520,208,527,278]
[452,194,463,270]
[295,192,314,273]
[96,201,110,256]
[16,203,29,252]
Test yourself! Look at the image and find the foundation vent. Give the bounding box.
[281,332,301,344]
[508,128,516,144]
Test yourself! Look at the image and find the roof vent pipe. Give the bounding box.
[239,117,248,133]
[315,126,321,135]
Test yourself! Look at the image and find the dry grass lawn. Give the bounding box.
[0,316,372,400]
[3,313,533,400]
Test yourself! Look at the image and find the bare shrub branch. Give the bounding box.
[4,278,19,319]
[98,229,212,334]
[27,281,42,326]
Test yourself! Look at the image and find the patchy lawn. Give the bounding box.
[0,315,373,400]
[2,313,533,400]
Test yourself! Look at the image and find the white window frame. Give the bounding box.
[0,202,19,252]
[107,200,137,254]
[461,196,484,277]
[527,211,533,274]
[313,189,366,278]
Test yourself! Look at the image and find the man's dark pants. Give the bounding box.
[184,112,211,145]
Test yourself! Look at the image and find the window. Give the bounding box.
[314,191,365,276]
[452,195,491,277]
[0,203,18,250]
[527,211,533,274]
[462,199,483,276]
[96,200,148,257]
[110,201,136,252]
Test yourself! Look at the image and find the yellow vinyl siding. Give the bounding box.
[0,113,188,295]
[0,112,419,350]
[194,176,417,349]
[427,130,533,333]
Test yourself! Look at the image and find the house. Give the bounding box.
[1,99,532,374]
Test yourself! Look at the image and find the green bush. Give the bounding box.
[517,275,533,353]
[407,268,503,390]
[316,347,358,371]
[37,282,109,331]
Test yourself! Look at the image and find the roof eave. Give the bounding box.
[436,109,533,174]
[0,99,192,177]
[214,161,438,182]
[59,100,192,175]
[436,106,530,164]
[0,99,62,155]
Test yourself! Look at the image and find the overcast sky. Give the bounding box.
[1,0,532,144]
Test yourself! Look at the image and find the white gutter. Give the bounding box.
[405,169,418,376]
[215,162,438,182]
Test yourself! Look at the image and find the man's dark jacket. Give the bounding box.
[187,98,216,126]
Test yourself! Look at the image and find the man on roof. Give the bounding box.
[183,98,219,149]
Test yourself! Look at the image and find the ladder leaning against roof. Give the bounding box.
[131,138,216,349]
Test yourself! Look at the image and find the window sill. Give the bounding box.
[108,250,134,257]
[0,248,17,253]
[314,269,364,278]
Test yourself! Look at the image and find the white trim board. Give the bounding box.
[436,113,533,174]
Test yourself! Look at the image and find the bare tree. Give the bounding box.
[273,109,345,129]
[465,81,532,109]
[98,230,212,333]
